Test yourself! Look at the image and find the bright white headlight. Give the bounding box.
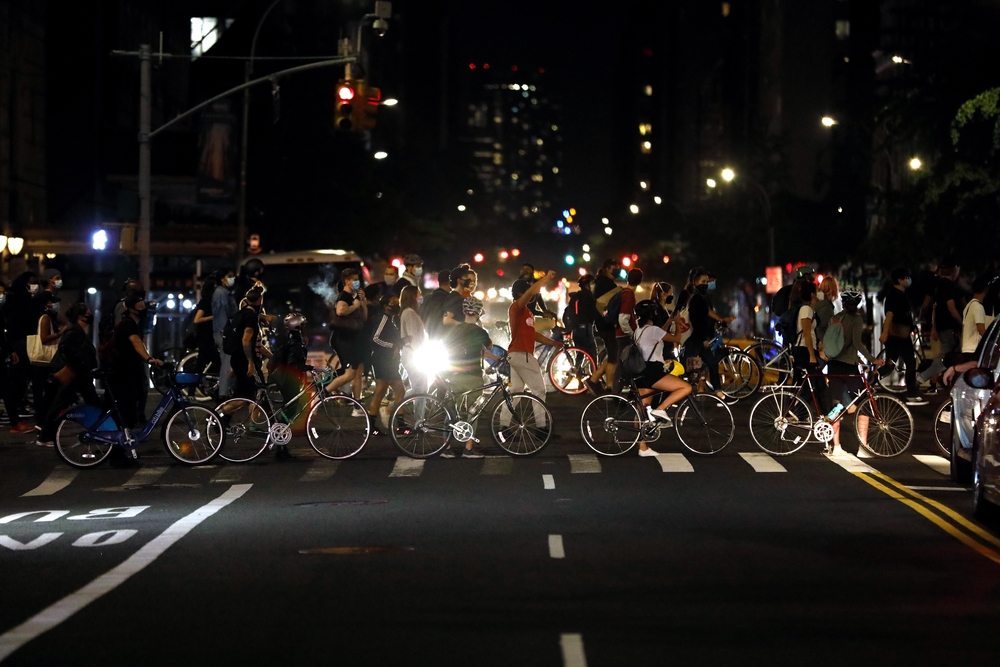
[413,340,450,376]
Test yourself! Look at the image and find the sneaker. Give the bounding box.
[638,447,660,457]
[35,439,54,448]
[649,409,672,425]
[905,395,928,406]
[352,408,367,418]
[923,386,940,396]
[585,379,604,395]
[274,446,295,461]
[11,422,35,434]
[461,447,485,459]
[856,446,872,459]
[439,448,456,459]
[370,426,387,437]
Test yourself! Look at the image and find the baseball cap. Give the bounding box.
[795,266,814,279]
[42,268,61,281]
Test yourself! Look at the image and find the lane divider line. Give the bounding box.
[560,633,587,667]
[568,454,602,474]
[543,474,555,490]
[906,485,969,492]
[299,460,339,483]
[389,458,424,478]
[548,534,565,559]
[852,473,1000,565]
[0,484,253,662]
[123,466,169,487]
[912,454,950,476]
[739,452,787,473]
[480,456,513,476]
[654,453,694,473]
[20,469,78,498]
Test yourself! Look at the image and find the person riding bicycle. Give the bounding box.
[268,312,312,432]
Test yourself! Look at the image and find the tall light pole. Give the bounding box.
[238,0,285,266]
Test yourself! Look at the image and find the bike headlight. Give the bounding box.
[413,340,450,376]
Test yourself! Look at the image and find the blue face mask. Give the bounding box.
[707,281,717,291]
[903,278,912,288]
[351,280,361,291]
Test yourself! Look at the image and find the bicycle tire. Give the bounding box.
[216,398,272,462]
[390,394,452,458]
[873,348,908,394]
[933,399,952,457]
[163,405,225,465]
[717,350,761,403]
[179,351,219,403]
[54,417,115,469]
[745,341,793,388]
[857,393,913,457]
[580,394,642,456]
[306,396,371,460]
[491,392,552,456]
[674,393,734,455]
[748,391,814,455]
[548,347,596,395]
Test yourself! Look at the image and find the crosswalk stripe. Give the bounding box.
[824,449,876,472]
[211,467,248,484]
[548,534,565,559]
[654,453,694,473]
[912,454,950,476]
[123,466,169,487]
[299,460,339,482]
[560,633,588,667]
[480,456,513,475]
[543,474,556,490]
[389,457,424,478]
[568,454,602,474]
[21,469,78,497]
[739,452,787,473]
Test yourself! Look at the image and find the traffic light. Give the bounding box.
[352,82,381,131]
[334,79,357,131]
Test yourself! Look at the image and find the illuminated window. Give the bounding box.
[835,20,850,40]
[191,17,233,58]
[639,123,652,136]
[644,85,653,96]
[722,2,731,16]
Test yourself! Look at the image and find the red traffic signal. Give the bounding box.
[353,84,381,131]
[335,80,357,130]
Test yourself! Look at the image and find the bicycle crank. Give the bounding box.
[270,422,293,445]
[450,421,479,443]
[812,419,834,443]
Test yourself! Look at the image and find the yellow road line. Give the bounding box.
[852,472,1000,566]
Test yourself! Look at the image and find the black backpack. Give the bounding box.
[775,307,800,347]
[221,312,244,355]
[562,293,581,330]
[98,300,121,345]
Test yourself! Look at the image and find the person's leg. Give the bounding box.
[510,353,547,426]
[135,356,149,421]
[368,379,389,423]
[215,332,232,398]
[653,375,692,411]
[39,381,78,442]
[574,326,598,366]
[0,363,27,430]
[919,329,957,384]
[10,338,30,413]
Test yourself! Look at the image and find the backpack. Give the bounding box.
[775,307,801,347]
[97,300,121,345]
[595,285,623,312]
[221,311,245,355]
[600,290,625,326]
[562,293,581,330]
[822,312,848,358]
[98,322,121,368]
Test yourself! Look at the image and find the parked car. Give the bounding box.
[972,380,1000,518]
[951,318,1000,484]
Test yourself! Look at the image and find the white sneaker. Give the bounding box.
[351,408,366,418]
[856,446,872,459]
[649,409,672,425]
[828,445,844,457]
[638,447,660,457]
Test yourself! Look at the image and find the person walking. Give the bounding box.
[0,281,33,434]
[610,268,643,391]
[879,267,927,406]
[587,259,621,393]
[193,273,220,382]
[564,274,600,365]
[3,271,40,420]
[367,294,406,436]
[37,303,102,448]
[212,270,238,399]
[398,285,427,398]
[420,270,451,340]
[29,292,63,428]
[919,259,966,390]
[325,268,368,398]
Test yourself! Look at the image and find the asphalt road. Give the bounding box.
[1,390,999,666]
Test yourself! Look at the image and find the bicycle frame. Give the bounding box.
[66,384,184,450]
[778,366,883,426]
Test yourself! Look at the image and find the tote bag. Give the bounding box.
[27,315,58,365]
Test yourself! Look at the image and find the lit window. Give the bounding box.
[722,2,730,16]
[551,124,559,131]
[835,20,850,40]
[639,123,652,136]
[191,17,233,58]
[640,181,648,190]
[644,85,653,96]
[552,167,559,174]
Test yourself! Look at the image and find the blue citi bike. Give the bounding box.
[54,364,226,469]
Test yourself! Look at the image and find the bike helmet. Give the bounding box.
[284,312,306,330]
[841,290,863,306]
[462,296,485,317]
[633,299,658,320]
[244,258,265,275]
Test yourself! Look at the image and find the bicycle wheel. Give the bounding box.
[746,341,793,387]
[179,352,218,403]
[874,348,907,394]
[857,393,913,457]
[674,393,734,455]
[717,350,761,403]
[548,347,596,395]
[163,405,224,465]
[216,398,271,463]
[55,418,115,468]
[580,394,642,456]
[391,394,452,458]
[306,396,371,459]
[933,399,952,457]
[748,391,814,455]
[491,392,553,456]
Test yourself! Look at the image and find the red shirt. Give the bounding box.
[508,302,536,353]
[614,288,636,337]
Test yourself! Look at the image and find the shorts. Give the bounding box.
[598,326,617,361]
[371,352,401,383]
[333,333,364,369]
[826,359,864,408]
[635,361,667,389]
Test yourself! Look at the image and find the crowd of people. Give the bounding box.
[1,252,997,461]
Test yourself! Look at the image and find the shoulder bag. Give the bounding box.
[27,315,58,365]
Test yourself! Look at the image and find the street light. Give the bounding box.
[374,151,388,159]
[909,157,922,171]
[706,178,717,188]
[721,168,735,182]
[821,116,838,127]
[6,236,24,255]
[382,98,398,106]
[629,204,639,214]
[653,196,662,204]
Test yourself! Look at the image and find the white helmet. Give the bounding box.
[283,312,306,330]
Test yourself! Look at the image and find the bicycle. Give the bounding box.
[545,327,597,395]
[933,398,952,457]
[743,337,795,388]
[748,362,914,457]
[708,325,762,403]
[214,366,370,461]
[150,346,219,404]
[875,330,929,395]
[390,351,553,458]
[579,368,735,456]
[55,364,225,469]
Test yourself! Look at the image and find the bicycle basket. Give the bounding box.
[173,371,202,386]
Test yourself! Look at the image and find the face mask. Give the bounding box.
[707,281,717,291]
[53,279,63,289]
[385,275,398,286]
[695,284,709,294]
[84,314,94,325]
[903,278,912,288]
[28,284,39,295]
[665,295,674,305]
[49,303,60,313]
[225,277,235,288]
[413,267,423,278]
[0,294,6,306]
[817,292,826,301]
[351,280,361,291]
[388,305,401,316]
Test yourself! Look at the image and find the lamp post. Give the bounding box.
[721,167,773,266]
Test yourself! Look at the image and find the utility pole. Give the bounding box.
[138,44,152,292]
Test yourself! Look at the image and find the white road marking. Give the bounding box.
[543,474,556,490]
[913,454,950,476]
[568,454,602,474]
[123,466,168,487]
[654,453,694,473]
[211,467,248,484]
[0,484,252,662]
[823,449,876,473]
[299,460,339,482]
[560,633,588,667]
[389,458,424,478]
[20,469,78,497]
[548,534,565,559]
[480,456,513,475]
[906,485,969,492]
[739,452,787,473]
[0,534,62,551]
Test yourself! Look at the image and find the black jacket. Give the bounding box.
[56,325,98,379]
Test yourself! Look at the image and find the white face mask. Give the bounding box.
[413,267,423,278]
[817,292,826,301]
[225,277,235,288]
[49,303,60,313]
[28,284,39,295]
[53,279,63,289]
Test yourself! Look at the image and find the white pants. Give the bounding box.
[399,348,428,396]
[506,351,548,426]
